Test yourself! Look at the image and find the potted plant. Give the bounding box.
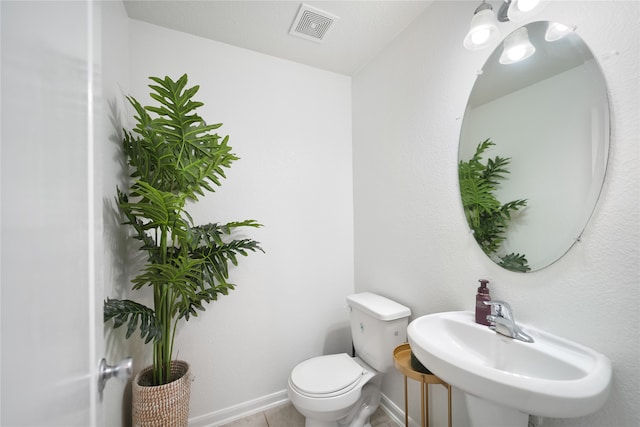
[458,138,529,272]
[105,74,263,426]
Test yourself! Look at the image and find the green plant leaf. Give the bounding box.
[104,298,161,344]
[459,138,529,271]
[121,74,241,200]
[499,253,531,272]
[122,181,190,240]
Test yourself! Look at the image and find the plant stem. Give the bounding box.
[158,224,170,384]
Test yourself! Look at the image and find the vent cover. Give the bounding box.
[289,3,339,43]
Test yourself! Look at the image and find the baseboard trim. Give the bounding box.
[189,390,417,427]
[380,393,419,427]
[189,390,289,427]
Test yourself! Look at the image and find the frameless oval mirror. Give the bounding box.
[459,21,609,273]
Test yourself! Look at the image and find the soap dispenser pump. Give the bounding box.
[475,279,491,326]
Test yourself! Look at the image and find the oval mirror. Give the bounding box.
[459,21,610,273]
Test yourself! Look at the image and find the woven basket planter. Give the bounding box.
[132,360,192,427]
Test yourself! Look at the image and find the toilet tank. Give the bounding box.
[346,292,411,373]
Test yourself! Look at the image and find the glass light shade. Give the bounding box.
[545,22,576,42]
[507,0,542,21]
[464,9,500,50]
[514,0,540,12]
[499,27,536,64]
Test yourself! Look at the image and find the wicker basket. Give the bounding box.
[132,360,192,427]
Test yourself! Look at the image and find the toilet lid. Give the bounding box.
[291,353,364,395]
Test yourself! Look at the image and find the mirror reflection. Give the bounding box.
[459,21,609,272]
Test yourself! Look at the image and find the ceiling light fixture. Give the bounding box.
[463,1,500,50]
[499,26,536,64]
[465,0,543,51]
[503,0,542,22]
[545,22,577,42]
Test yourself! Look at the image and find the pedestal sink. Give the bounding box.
[407,311,611,426]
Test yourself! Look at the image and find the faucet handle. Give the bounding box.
[483,301,534,343]
[483,300,513,319]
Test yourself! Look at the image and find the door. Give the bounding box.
[1,1,106,424]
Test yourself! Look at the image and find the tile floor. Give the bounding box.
[220,402,399,427]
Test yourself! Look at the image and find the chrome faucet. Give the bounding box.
[483,300,534,343]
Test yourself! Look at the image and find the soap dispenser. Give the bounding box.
[475,279,491,326]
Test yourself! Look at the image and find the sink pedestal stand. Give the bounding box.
[465,394,528,427]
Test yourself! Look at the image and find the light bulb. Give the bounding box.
[553,23,569,32]
[499,27,536,64]
[515,0,540,13]
[507,47,527,62]
[507,0,544,22]
[463,8,500,50]
[471,28,491,45]
[545,22,576,42]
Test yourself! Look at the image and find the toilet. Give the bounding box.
[287,292,411,427]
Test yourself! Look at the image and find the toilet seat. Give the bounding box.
[290,353,365,398]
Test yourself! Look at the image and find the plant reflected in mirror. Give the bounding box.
[459,139,530,273]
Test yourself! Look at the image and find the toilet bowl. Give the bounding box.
[287,293,411,427]
[287,354,381,427]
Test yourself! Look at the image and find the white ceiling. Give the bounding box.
[123,1,433,76]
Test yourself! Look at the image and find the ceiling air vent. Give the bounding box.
[289,3,339,43]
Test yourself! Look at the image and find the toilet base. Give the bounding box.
[304,422,372,427]
[301,383,381,427]
[305,420,339,427]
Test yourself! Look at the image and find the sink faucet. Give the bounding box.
[483,300,534,343]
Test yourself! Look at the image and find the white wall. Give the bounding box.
[117,19,354,424]
[353,1,639,427]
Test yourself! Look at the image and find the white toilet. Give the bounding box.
[287,292,411,427]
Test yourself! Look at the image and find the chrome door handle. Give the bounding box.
[98,357,132,393]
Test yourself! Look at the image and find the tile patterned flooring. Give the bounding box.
[220,402,399,427]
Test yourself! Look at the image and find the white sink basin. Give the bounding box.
[407,311,611,418]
